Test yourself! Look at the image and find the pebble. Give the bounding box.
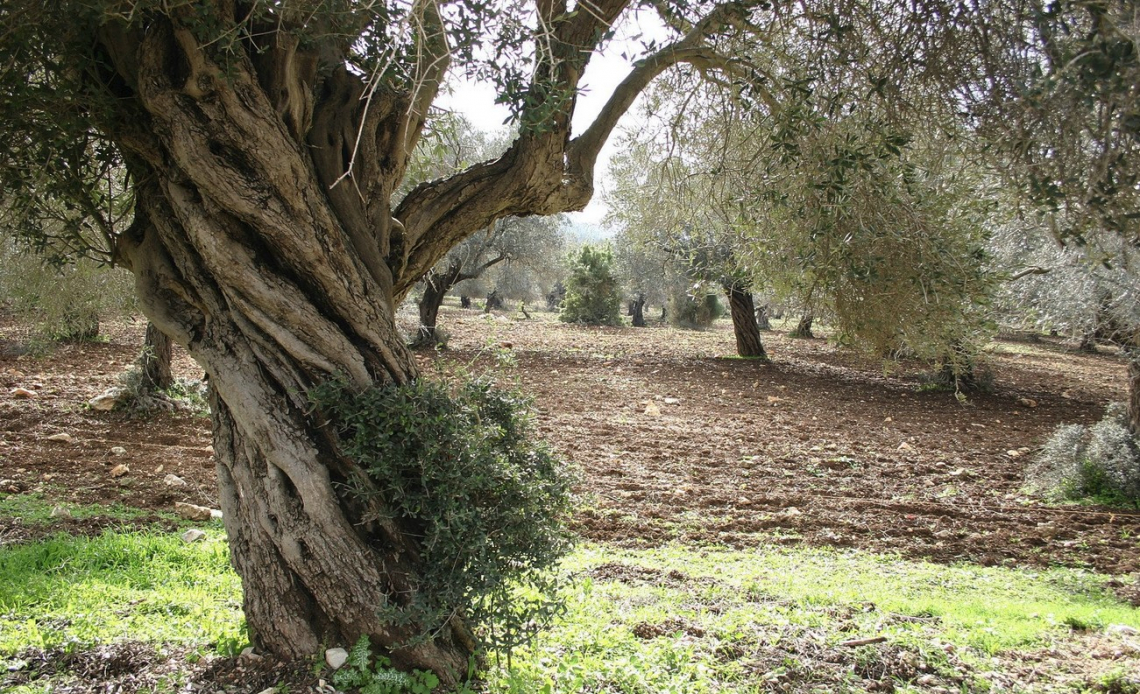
[50,505,72,519]
[46,433,74,443]
[110,446,127,456]
[88,388,123,411]
[175,502,215,521]
[325,647,348,670]
[164,474,187,487]
[180,529,206,543]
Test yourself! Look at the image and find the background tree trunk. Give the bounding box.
[414,265,463,349]
[1128,347,1140,436]
[724,283,767,358]
[791,313,815,339]
[631,293,646,327]
[135,322,174,392]
[755,304,771,331]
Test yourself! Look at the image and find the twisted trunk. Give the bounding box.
[136,322,174,392]
[724,282,766,359]
[630,293,646,327]
[109,24,476,682]
[414,264,463,348]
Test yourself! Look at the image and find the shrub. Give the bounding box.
[0,238,134,341]
[1029,403,1140,507]
[308,375,576,653]
[668,289,722,330]
[559,245,622,326]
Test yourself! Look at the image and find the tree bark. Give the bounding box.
[630,293,647,327]
[1128,347,1140,436]
[135,322,174,392]
[791,313,815,339]
[414,264,463,349]
[724,283,767,358]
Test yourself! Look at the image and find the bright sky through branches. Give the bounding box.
[437,9,669,227]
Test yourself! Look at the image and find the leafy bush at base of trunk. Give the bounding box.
[308,376,576,653]
[1029,403,1140,507]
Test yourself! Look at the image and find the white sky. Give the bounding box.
[436,10,669,226]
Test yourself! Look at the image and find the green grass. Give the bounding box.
[486,545,1140,693]
[0,493,183,525]
[1,523,1137,692]
[0,529,244,658]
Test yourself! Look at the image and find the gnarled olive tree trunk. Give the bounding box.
[110,25,478,681]
[723,281,766,358]
[135,322,173,392]
[86,0,743,682]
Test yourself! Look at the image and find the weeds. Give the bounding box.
[1029,403,1140,507]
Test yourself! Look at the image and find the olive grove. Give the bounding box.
[1,0,1135,683]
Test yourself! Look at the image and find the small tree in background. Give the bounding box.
[0,238,135,345]
[413,215,563,347]
[559,245,622,326]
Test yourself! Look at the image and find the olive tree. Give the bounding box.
[974,0,1140,431]
[607,134,768,356]
[0,0,767,680]
[414,214,564,346]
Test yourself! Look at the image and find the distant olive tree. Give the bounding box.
[414,214,564,347]
[559,244,623,326]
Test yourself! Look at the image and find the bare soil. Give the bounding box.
[2,305,1139,692]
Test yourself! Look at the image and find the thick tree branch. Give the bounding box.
[1008,265,1051,281]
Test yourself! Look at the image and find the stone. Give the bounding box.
[180,529,206,543]
[50,505,72,519]
[175,502,214,521]
[109,464,130,478]
[88,388,124,411]
[110,446,127,456]
[210,509,224,520]
[164,474,187,487]
[11,388,35,399]
[663,397,680,405]
[898,442,912,451]
[1017,397,1038,408]
[325,648,349,670]
[1108,624,1139,636]
[46,433,73,443]
[781,506,802,517]
[643,401,661,416]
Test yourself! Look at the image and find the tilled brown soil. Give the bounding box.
[3,307,1140,692]
[2,308,1138,580]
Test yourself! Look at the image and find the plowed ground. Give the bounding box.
[1,305,1137,586]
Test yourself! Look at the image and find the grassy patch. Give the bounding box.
[0,529,243,658]
[1,533,1137,692]
[486,545,1140,693]
[0,493,182,525]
